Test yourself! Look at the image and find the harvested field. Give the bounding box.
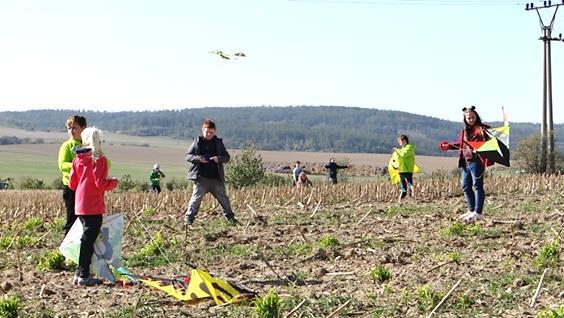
[0,174,562,317]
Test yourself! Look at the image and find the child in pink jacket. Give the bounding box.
[69,127,118,286]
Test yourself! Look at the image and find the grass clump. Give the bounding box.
[441,222,465,237]
[319,235,340,250]
[254,290,281,318]
[448,251,462,264]
[126,231,175,267]
[0,235,35,250]
[36,250,66,271]
[23,217,43,231]
[369,265,391,283]
[537,304,564,318]
[0,295,22,318]
[416,286,444,311]
[534,239,561,269]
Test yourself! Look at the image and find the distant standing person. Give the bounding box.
[393,134,416,199]
[149,163,166,193]
[324,158,350,184]
[440,106,492,222]
[184,119,238,226]
[58,115,87,236]
[292,161,303,186]
[69,127,118,286]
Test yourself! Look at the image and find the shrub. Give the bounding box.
[254,290,281,318]
[18,177,47,190]
[515,133,563,173]
[260,173,292,187]
[225,143,266,189]
[165,177,191,191]
[51,178,63,190]
[117,174,137,192]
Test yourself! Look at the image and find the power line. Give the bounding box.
[288,0,527,6]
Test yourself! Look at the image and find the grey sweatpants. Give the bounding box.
[185,177,234,220]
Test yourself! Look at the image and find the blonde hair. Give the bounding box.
[81,127,103,156]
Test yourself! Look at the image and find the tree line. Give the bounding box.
[0,106,561,156]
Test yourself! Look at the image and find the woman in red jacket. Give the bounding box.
[69,127,118,286]
[440,106,491,223]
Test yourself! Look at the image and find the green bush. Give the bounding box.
[117,174,137,192]
[225,143,266,189]
[165,177,191,191]
[515,133,564,174]
[260,173,292,187]
[18,177,47,190]
[51,178,63,190]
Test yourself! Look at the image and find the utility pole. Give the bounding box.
[526,1,563,173]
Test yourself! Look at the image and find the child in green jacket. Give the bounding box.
[393,134,416,199]
[58,115,87,235]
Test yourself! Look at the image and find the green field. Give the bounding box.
[0,147,189,184]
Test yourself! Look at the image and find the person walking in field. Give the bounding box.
[440,106,492,222]
[393,134,416,199]
[69,127,119,286]
[324,158,350,184]
[58,115,87,236]
[149,163,166,193]
[184,119,238,226]
[292,161,303,186]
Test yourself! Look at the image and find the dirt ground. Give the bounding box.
[0,183,562,317]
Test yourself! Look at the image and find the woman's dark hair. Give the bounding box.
[462,106,484,128]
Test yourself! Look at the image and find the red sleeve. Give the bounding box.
[68,160,78,191]
[93,156,118,191]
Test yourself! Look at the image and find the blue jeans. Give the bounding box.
[460,161,485,214]
[185,177,234,221]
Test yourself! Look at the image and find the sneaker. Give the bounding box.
[463,212,484,223]
[74,276,103,286]
[458,210,473,220]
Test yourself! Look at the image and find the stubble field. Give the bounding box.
[0,174,562,317]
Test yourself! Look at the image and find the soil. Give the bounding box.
[0,188,562,317]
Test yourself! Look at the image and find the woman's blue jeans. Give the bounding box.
[460,161,485,214]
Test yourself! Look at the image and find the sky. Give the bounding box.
[0,0,563,124]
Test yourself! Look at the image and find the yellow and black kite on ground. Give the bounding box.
[139,269,256,305]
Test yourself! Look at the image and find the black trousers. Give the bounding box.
[62,185,77,235]
[76,215,103,278]
[399,172,414,199]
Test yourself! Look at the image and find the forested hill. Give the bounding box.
[0,106,559,155]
